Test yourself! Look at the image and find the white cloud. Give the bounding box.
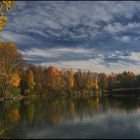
[2,31,35,44]
[4,1,140,74]
[104,22,140,34]
[20,47,93,59]
[20,47,140,74]
[6,1,140,41]
[115,35,131,43]
[119,52,140,62]
[39,58,140,74]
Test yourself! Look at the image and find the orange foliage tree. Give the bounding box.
[45,66,66,93]
[10,72,21,87]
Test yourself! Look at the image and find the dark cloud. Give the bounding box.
[3,1,140,73]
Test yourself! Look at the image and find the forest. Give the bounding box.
[0,42,140,100]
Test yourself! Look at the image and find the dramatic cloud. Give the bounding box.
[21,47,93,60]
[104,22,140,34]
[4,1,140,73]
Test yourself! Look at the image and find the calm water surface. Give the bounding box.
[1,96,140,139]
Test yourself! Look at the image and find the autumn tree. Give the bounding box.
[116,71,136,88]
[107,72,117,90]
[85,71,98,91]
[0,0,15,33]
[0,42,24,98]
[45,66,66,94]
[20,66,36,95]
[98,73,108,91]
[61,68,74,97]
[66,69,74,90]
[74,70,90,97]
[10,72,21,87]
[26,68,35,92]
[74,69,85,90]
[31,65,46,93]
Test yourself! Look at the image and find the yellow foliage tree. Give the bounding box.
[26,69,35,91]
[10,73,21,87]
[86,71,98,90]
[0,42,24,97]
[67,69,74,89]
[0,0,15,32]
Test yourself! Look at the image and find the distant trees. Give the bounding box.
[61,68,74,97]
[74,70,99,97]
[98,73,108,91]
[85,71,98,91]
[26,69,35,92]
[65,68,74,91]
[1,42,140,98]
[44,66,66,94]
[20,66,36,95]
[19,64,140,97]
[103,71,137,90]
[74,69,86,91]
[20,65,66,96]
[115,71,136,88]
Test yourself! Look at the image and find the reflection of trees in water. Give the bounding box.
[28,98,103,125]
[0,102,15,139]
[19,97,140,127]
[0,101,26,139]
[24,98,104,125]
[0,96,140,138]
[20,99,35,125]
[75,98,101,120]
[19,98,65,127]
[33,98,66,126]
[0,99,90,138]
[65,100,75,122]
[105,97,139,113]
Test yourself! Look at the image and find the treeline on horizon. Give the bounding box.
[1,42,140,98]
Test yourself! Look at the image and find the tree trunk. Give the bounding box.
[0,77,7,97]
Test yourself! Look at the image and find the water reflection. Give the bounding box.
[1,96,140,138]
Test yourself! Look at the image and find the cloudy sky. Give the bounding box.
[3,1,140,74]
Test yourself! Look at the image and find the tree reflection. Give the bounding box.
[66,100,75,122]
[9,101,21,123]
[0,102,12,139]
[0,96,140,138]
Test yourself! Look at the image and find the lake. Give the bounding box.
[1,96,140,139]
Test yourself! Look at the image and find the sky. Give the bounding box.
[3,1,140,74]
